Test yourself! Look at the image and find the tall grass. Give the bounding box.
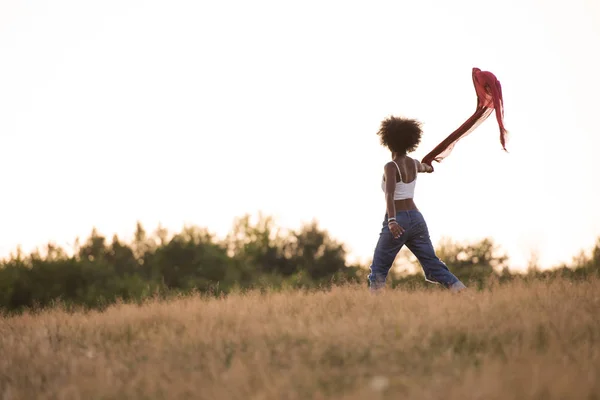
[1,278,599,399]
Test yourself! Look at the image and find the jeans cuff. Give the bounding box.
[449,281,467,292]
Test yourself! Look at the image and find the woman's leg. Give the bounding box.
[368,218,407,291]
[405,217,466,291]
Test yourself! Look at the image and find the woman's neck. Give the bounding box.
[392,152,407,159]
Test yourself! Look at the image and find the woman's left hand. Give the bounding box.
[388,221,405,239]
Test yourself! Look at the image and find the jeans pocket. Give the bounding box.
[412,221,429,238]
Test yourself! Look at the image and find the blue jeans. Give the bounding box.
[368,210,465,291]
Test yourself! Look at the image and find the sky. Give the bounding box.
[1,0,599,270]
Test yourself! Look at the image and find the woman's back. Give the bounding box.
[381,157,418,200]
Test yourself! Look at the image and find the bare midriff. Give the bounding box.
[394,198,418,211]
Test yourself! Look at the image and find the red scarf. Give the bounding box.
[421,68,508,167]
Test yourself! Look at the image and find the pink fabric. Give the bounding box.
[422,68,507,167]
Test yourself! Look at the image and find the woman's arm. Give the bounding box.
[384,163,405,238]
[415,159,434,173]
[384,163,397,217]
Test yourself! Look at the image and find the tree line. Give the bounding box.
[1,214,599,312]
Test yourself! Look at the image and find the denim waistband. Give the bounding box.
[384,209,423,225]
[385,209,421,217]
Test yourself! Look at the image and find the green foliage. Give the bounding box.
[436,237,509,288]
[1,214,599,313]
[387,236,599,291]
[288,221,348,282]
[388,237,509,289]
[0,214,356,312]
[530,237,600,281]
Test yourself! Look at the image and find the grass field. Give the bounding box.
[1,278,599,399]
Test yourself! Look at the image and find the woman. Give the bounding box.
[368,116,467,292]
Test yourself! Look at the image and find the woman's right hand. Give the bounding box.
[388,221,405,239]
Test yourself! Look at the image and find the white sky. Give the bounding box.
[1,0,599,270]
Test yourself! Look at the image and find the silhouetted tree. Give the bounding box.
[148,226,230,292]
[1,215,598,313]
[226,214,291,276]
[435,237,508,286]
[288,221,347,282]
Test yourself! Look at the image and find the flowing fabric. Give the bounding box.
[421,68,508,167]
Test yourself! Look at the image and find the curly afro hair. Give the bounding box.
[377,116,423,154]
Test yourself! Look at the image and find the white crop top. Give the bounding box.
[381,159,417,200]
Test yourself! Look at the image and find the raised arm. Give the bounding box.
[415,159,434,173]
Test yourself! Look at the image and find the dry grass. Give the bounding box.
[1,278,599,400]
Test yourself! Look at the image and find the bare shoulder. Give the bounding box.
[384,161,398,172]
